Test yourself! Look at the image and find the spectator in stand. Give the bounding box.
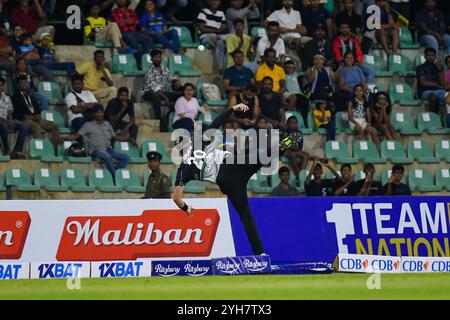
[283,60,309,120]
[375,0,400,56]
[416,0,450,58]
[12,75,60,156]
[282,116,310,185]
[156,0,188,22]
[38,33,76,76]
[348,84,380,148]
[142,49,182,130]
[301,0,333,38]
[85,2,127,51]
[10,0,55,41]
[258,76,286,130]
[64,74,99,132]
[142,151,171,199]
[15,57,49,111]
[371,91,399,141]
[111,0,154,57]
[98,0,142,12]
[228,83,260,130]
[0,77,28,159]
[304,159,341,196]
[255,48,286,93]
[77,50,118,106]
[140,0,182,54]
[349,163,383,196]
[416,47,447,114]
[271,167,299,197]
[306,54,335,102]
[226,19,252,68]
[302,24,333,70]
[445,55,450,90]
[0,28,16,74]
[65,104,131,176]
[226,0,260,34]
[197,0,228,73]
[17,33,54,82]
[332,22,375,84]
[335,52,367,112]
[252,21,286,71]
[105,87,138,145]
[313,100,336,141]
[383,164,411,196]
[445,92,450,129]
[335,0,372,54]
[263,0,308,58]
[8,25,24,55]
[223,49,255,97]
[331,163,356,196]
[172,83,204,131]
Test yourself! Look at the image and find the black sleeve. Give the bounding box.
[206,108,234,131]
[174,164,200,187]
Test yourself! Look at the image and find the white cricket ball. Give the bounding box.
[198,44,205,52]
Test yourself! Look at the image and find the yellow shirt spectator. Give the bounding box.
[255,63,285,93]
[85,16,106,38]
[313,109,332,128]
[77,62,112,92]
[226,34,252,68]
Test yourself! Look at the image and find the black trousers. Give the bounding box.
[216,162,265,255]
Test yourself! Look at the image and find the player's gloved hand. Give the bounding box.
[187,205,195,217]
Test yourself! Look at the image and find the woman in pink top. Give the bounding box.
[445,55,450,90]
[173,83,201,131]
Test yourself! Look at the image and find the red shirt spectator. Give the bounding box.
[11,1,44,36]
[111,7,140,33]
[332,23,364,64]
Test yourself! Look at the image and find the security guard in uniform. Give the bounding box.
[143,151,171,199]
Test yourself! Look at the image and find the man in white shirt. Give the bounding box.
[256,21,286,64]
[65,74,99,132]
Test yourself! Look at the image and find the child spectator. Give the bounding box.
[304,159,340,196]
[226,0,260,34]
[347,84,379,148]
[18,33,54,81]
[140,0,182,54]
[313,100,336,141]
[38,33,76,76]
[331,163,356,196]
[371,91,398,141]
[271,167,299,197]
[226,19,252,68]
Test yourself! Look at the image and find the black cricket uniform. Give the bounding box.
[304,179,334,197]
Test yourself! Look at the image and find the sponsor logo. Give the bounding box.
[152,260,212,277]
[34,263,85,279]
[431,261,450,272]
[338,254,401,273]
[57,210,220,261]
[184,263,210,276]
[242,258,269,272]
[215,260,241,274]
[0,263,28,280]
[402,259,431,272]
[153,264,181,277]
[0,211,31,260]
[98,261,144,278]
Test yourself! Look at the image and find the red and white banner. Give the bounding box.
[0,199,236,262]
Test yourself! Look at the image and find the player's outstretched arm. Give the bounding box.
[172,185,194,217]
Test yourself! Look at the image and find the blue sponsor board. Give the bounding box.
[0,263,29,280]
[212,255,271,276]
[228,197,450,264]
[91,261,151,278]
[30,262,90,279]
[152,260,212,277]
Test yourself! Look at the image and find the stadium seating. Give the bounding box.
[352,140,386,164]
[41,111,70,134]
[88,169,123,193]
[34,168,68,192]
[115,169,146,193]
[114,141,146,164]
[60,168,95,192]
[0,154,10,162]
[407,140,440,163]
[380,140,414,164]
[112,54,145,76]
[325,141,358,164]
[307,111,326,135]
[435,168,450,191]
[252,171,273,194]
[196,81,228,107]
[29,139,63,163]
[141,54,153,72]
[435,140,450,162]
[381,169,407,186]
[335,112,354,134]
[141,140,172,164]
[390,112,422,135]
[408,169,440,192]
[0,173,5,192]
[285,111,312,134]
[37,81,64,105]
[388,54,415,77]
[5,168,40,192]
[59,141,93,164]
[364,54,392,77]
[388,83,422,106]
[417,112,450,135]
[169,26,199,48]
[168,54,201,77]
[414,54,426,69]
[399,28,420,49]
[250,26,267,39]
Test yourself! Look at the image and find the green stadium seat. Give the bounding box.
[112,54,145,76]
[0,154,10,162]
[408,168,440,192]
[37,81,64,105]
[141,54,153,72]
[60,168,95,192]
[88,169,123,193]
[407,140,440,163]
[417,112,450,135]
[247,173,259,191]
[83,35,114,48]
[363,54,393,77]
[381,169,407,186]
[269,170,304,193]
[167,111,175,132]
[41,111,70,134]
[353,140,386,164]
[388,54,415,77]
[305,111,326,135]
[114,141,146,164]
[325,169,341,180]
[141,140,172,164]
[168,54,201,77]
[5,168,40,192]
[388,83,422,106]
[335,112,354,134]
[435,140,450,162]
[34,168,68,192]
[252,171,273,194]
[196,82,228,106]
[198,110,218,125]
[59,141,92,163]
[325,140,358,164]
[29,138,63,163]
[399,28,420,49]
[380,140,413,164]
[435,168,450,191]
[390,112,422,135]
[285,111,313,135]
[170,26,200,48]
[170,170,205,194]
[414,54,426,69]
[0,173,6,192]
[250,26,267,38]
[115,169,146,193]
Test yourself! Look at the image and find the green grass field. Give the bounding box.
[0,273,449,300]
